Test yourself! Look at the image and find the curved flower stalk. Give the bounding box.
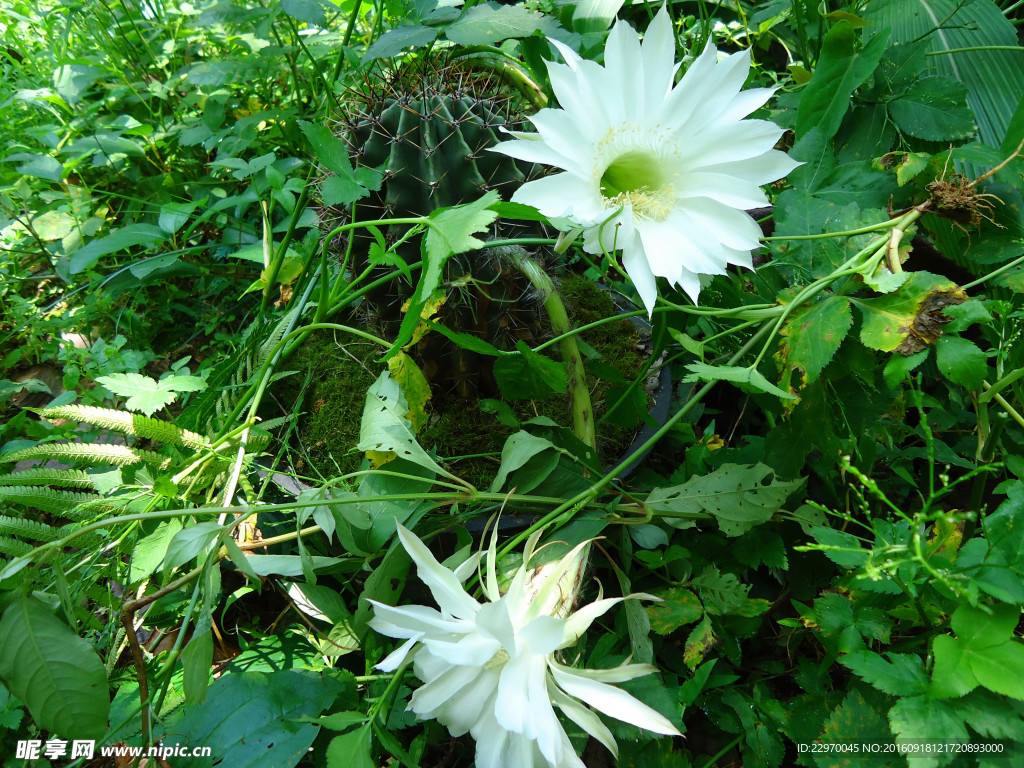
[493,7,799,314]
[369,524,681,768]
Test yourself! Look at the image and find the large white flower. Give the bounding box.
[492,8,799,314]
[369,524,680,768]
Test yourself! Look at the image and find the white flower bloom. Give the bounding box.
[492,8,799,314]
[369,524,681,768]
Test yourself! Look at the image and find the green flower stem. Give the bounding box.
[498,321,775,558]
[926,45,1024,55]
[761,217,902,241]
[983,381,1024,431]
[512,252,598,452]
[962,251,1024,290]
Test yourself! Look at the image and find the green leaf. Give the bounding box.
[818,690,892,757]
[242,554,347,577]
[889,695,968,748]
[70,223,167,274]
[53,64,104,105]
[96,372,206,416]
[934,335,987,391]
[357,371,446,477]
[490,431,560,494]
[326,724,374,768]
[15,154,63,182]
[931,633,979,698]
[572,0,625,33]
[683,363,798,401]
[966,641,1024,701]
[362,25,438,63]
[882,348,928,389]
[163,521,224,570]
[386,193,498,362]
[648,463,804,536]
[161,669,345,768]
[795,21,890,141]
[130,519,184,582]
[951,603,1019,648]
[690,566,749,615]
[493,341,568,400]
[805,525,870,568]
[158,199,204,235]
[646,587,703,635]
[424,191,500,264]
[852,271,966,353]
[888,75,976,141]
[840,650,929,696]
[0,597,109,739]
[299,120,377,206]
[281,0,331,26]
[776,295,853,394]
[182,614,214,705]
[446,4,557,45]
[864,0,1024,151]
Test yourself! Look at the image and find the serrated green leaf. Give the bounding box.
[362,25,438,63]
[0,597,109,739]
[493,341,567,400]
[648,463,804,536]
[96,372,206,416]
[888,75,976,141]
[841,650,929,696]
[776,295,853,394]
[646,587,703,634]
[445,4,557,45]
[852,271,967,353]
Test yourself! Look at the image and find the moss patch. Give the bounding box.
[279,273,650,487]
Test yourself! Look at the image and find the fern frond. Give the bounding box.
[0,514,64,542]
[0,442,171,468]
[39,405,210,449]
[0,487,99,514]
[0,468,95,489]
[0,535,33,558]
[61,493,151,520]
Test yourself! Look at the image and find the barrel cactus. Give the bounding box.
[325,58,548,398]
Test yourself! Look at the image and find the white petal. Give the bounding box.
[511,172,601,221]
[550,658,660,684]
[677,172,769,208]
[421,631,501,667]
[375,636,419,672]
[473,711,511,768]
[476,598,517,650]
[550,666,682,736]
[433,668,500,735]
[682,120,785,169]
[561,597,626,647]
[639,7,676,112]
[620,238,659,316]
[717,87,777,123]
[409,662,482,716]
[549,682,618,757]
[396,524,481,619]
[678,197,763,252]
[520,615,566,656]
[698,150,802,186]
[368,601,468,638]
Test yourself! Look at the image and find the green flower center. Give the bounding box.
[599,151,675,222]
[599,151,663,198]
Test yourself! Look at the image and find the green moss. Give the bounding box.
[281,273,650,486]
